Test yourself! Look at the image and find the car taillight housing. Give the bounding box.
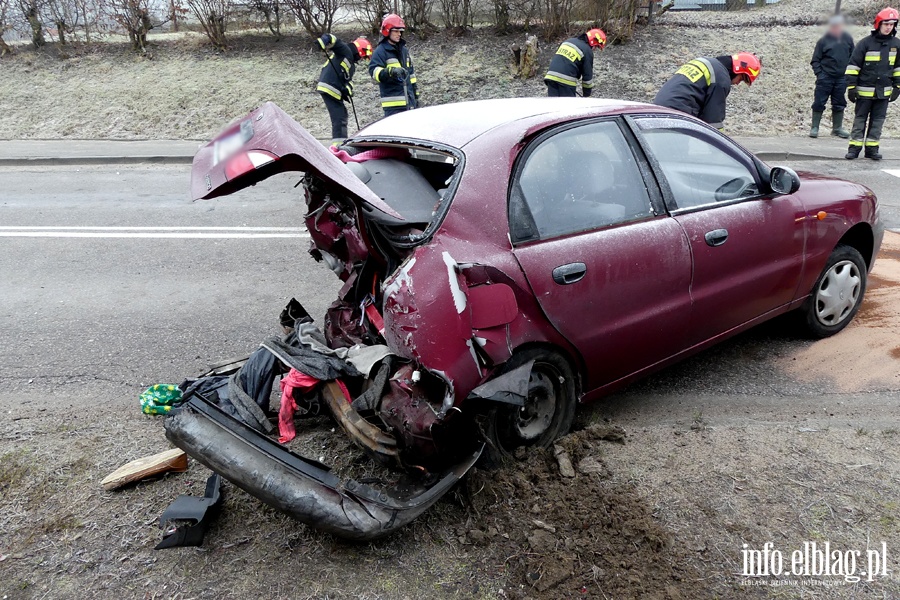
[224,150,278,180]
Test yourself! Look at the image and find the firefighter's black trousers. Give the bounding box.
[546,81,577,97]
[850,97,889,148]
[321,93,348,141]
[812,75,847,112]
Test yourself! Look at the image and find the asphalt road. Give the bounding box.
[0,159,897,412]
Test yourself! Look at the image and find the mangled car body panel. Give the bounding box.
[166,98,882,539]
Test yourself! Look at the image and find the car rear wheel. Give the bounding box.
[800,244,867,339]
[481,348,577,466]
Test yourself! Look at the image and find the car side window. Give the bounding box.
[634,119,759,210]
[514,121,653,240]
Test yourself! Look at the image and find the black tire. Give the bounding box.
[480,347,577,467]
[799,244,867,339]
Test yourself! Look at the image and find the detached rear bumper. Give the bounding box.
[164,396,481,541]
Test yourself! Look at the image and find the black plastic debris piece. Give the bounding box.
[155,473,223,549]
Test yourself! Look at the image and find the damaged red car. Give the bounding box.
[165,99,883,540]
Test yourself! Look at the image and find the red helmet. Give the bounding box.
[381,13,406,37]
[353,37,373,59]
[586,28,607,49]
[874,7,899,30]
[732,52,761,85]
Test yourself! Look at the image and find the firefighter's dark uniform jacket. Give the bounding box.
[544,34,595,94]
[811,31,855,78]
[369,37,418,112]
[845,29,900,101]
[653,56,732,129]
[317,34,358,101]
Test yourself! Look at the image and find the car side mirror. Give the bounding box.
[769,166,801,195]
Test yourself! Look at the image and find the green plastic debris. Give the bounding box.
[140,384,183,415]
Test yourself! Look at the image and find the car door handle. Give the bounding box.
[704,228,729,247]
[552,262,586,285]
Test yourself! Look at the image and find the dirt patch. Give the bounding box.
[783,232,900,392]
[461,424,703,599]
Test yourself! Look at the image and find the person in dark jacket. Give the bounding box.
[369,13,418,117]
[544,29,607,97]
[810,15,854,138]
[654,53,761,129]
[317,34,372,144]
[845,7,900,160]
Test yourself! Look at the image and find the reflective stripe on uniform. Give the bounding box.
[849,140,864,146]
[373,66,385,82]
[885,86,895,95]
[555,41,584,63]
[544,71,579,86]
[866,140,880,146]
[857,86,876,97]
[582,79,594,89]
[317,82,342,100]
[891,49,898,65]
[893,68,900,76]
[675,58,714,86]
[865,51,882,61]
[340,58,351,74]
[845,64,860,75]
[381,95,407,107]
[386,58,401,66]
[409,76,417,84]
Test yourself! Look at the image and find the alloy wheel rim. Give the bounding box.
[815,260,861,327]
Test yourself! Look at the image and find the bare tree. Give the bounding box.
[439,0,469,33]
[247,0,280,36]
[44,0,83,44]
[284,0,336,35]
[400,0,432,31]
[350,0,390,35]
[492,0,509,33]
[0,0,13,54]
[107,0,154,51]
[16,0,46,46]
[187,0,229,49]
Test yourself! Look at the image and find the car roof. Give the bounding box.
[354,98,657,148]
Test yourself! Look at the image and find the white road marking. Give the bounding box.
[0,226,310,239]
[882,169,900,178]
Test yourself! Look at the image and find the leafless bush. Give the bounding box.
[44,0,84,44]
[16,0,45,46]
[0,0,14,54]
[349,0,389,35]
[492,0,509,33]
[284,0,336,35]
[187,0,229,49]
[439,0,470,32]
[246,0,280,35]
[400,0,433,31]
[107,0,154,50]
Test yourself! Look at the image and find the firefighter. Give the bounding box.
[810,14,854,138]
[653,53,761,129]
[369,14,418,116]
[844,7,900,160]
[317,34,373,144]
[544,28,607,97]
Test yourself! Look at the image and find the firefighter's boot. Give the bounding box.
[810,111,823,138]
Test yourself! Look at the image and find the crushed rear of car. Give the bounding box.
[165,102,558,540]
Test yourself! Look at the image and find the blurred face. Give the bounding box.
[880,20,896,35]
[389,28,403,43]
[828,23,844,37]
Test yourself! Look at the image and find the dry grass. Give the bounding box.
[4,0,900,141]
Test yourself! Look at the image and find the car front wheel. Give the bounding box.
[800,244,867,338]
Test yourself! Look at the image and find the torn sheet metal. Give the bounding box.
[165,395,482,541]
[467,360,534,406]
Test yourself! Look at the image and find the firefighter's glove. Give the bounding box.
[847,88,858,103]
[342,82,353,101]
[583,87,593,98]
[387,66,408,81]
[891,87,900,102]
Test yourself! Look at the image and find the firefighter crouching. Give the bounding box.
[370,13,418,116]
[544,28,607,97]
[317,34,372,144]
[654,53,761,129]
[844,7,900,160]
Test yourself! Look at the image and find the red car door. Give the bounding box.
[509,119,693,392]
[631,116,806,345]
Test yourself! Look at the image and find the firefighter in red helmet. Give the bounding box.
[317,34,372,144]
[654,52,761,129]
[844,7,900,159]
[544,28,607,97]
[369,14,419,116]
